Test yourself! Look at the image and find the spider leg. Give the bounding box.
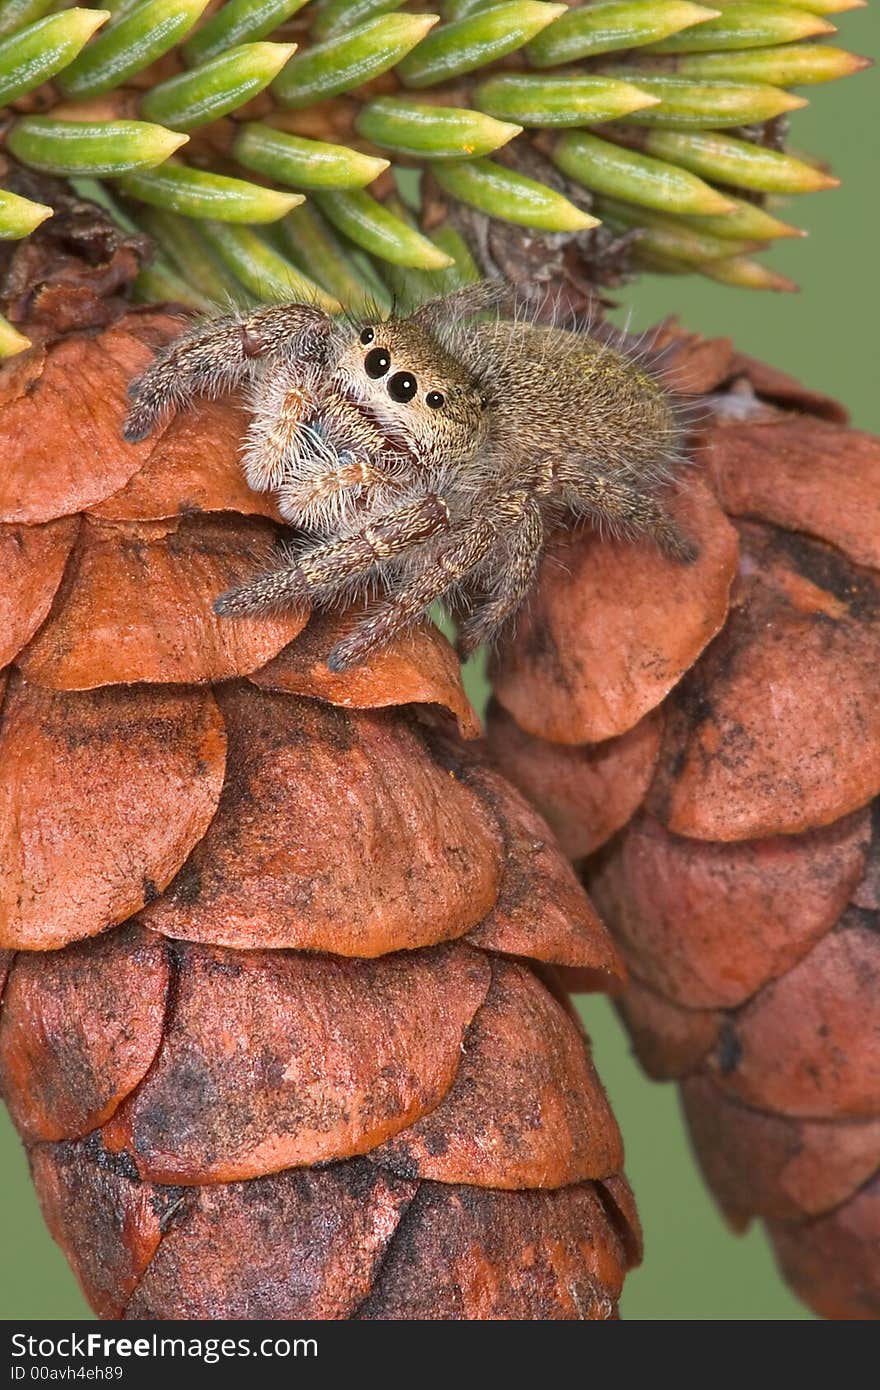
[326,517,497,671]
[456,495,544,659]
[123,302,332,442]
[574,473,698,563]
[214,494,451,616]
[276,455,392,524]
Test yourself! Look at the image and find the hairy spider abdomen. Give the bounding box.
[464,322,682,492]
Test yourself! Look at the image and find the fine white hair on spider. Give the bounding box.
[123,282,699,671]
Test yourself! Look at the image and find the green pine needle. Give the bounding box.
[0,0,868,353]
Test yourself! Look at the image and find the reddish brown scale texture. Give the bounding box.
[487,331,880,1320]
[0,517,79,670]
[705,414,880,572]
[11,908,638,1318]
[598,1172,644,1268]
[486,702,662,860]
[0,677,227,951]
[590,810,871,1008]
[648,524,880,841]
[492,478,739,745]
[616,976,721,1082]
[356,1181,632,1321]
[0,951,12,1006]
[768,1174,880,1321]
[18,515,308,689]
[252,605,481,739]
[372,959,623,1188]
[649,319,846,423]
[0,925,169,1142]
[703,913,880,1119]
[0,298,634,1321]
[852,811,880,910]
[102,941,491,1183]
[0,312,178,524]
[124,1162,418,1321]
[593,835,880,1315]
[140,684,502,956]
[657,328,734,395]
[89,399,281,524]
[29,1140,168,1320]
[29,1139,640,1322]
[442,752,625,986]
[724,352,849,425]
[682,1077,880,1226]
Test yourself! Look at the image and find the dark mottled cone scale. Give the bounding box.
[0,304,638,1320]
[488,329,880,1321]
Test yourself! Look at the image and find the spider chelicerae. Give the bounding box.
[124,282,697,671]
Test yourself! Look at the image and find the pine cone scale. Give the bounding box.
[492,475,740,746]
[767,1177,880,1322]
[30,1144,418,1321]
[0,0,871,1318]
[352,1180,631,1323]
[0,314,175,525]
[100,938,493,1185]
[681,1076,880,1225]
[646,522,880,840]
[138,685,504,956]
[88,399,280,524]
[0,514,79,669]
[590,807,872,1009]
[18,515,309,690]
[0,923,169,1143]
[0,676,227,951]
[369,958,624,1190]
[701,914,880,1120]
[705,414,880,571]
[486,702,663,861]
[30,1138,170,1320]
[853,815,880,909]
[427,743,626,984]
[252,611,482,738]
[616,975,722,1082]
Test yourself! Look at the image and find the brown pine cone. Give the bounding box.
[488,329,880,1321]
[0,304,640,1321]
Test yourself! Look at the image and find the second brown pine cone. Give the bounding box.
[488,327,880,1321]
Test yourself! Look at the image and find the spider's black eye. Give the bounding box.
[364,346,390,378]
[359,327,374,345]
[426,390,445,410]
[387,371,417,403]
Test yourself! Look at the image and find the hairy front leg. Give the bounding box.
[275,455,395,525]
[123,302,332,442]
[327,519,497,671]
[214,494,451,616]
[456,495,544,659]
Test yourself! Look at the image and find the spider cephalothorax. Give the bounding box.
[124,283,696,670]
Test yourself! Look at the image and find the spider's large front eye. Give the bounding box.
[365,346,390,377]
[360,327,374,345]
[387,371,417,403]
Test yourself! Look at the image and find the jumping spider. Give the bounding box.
[124,282,697,671]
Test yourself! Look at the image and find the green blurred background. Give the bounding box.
[1,6,877,1322]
